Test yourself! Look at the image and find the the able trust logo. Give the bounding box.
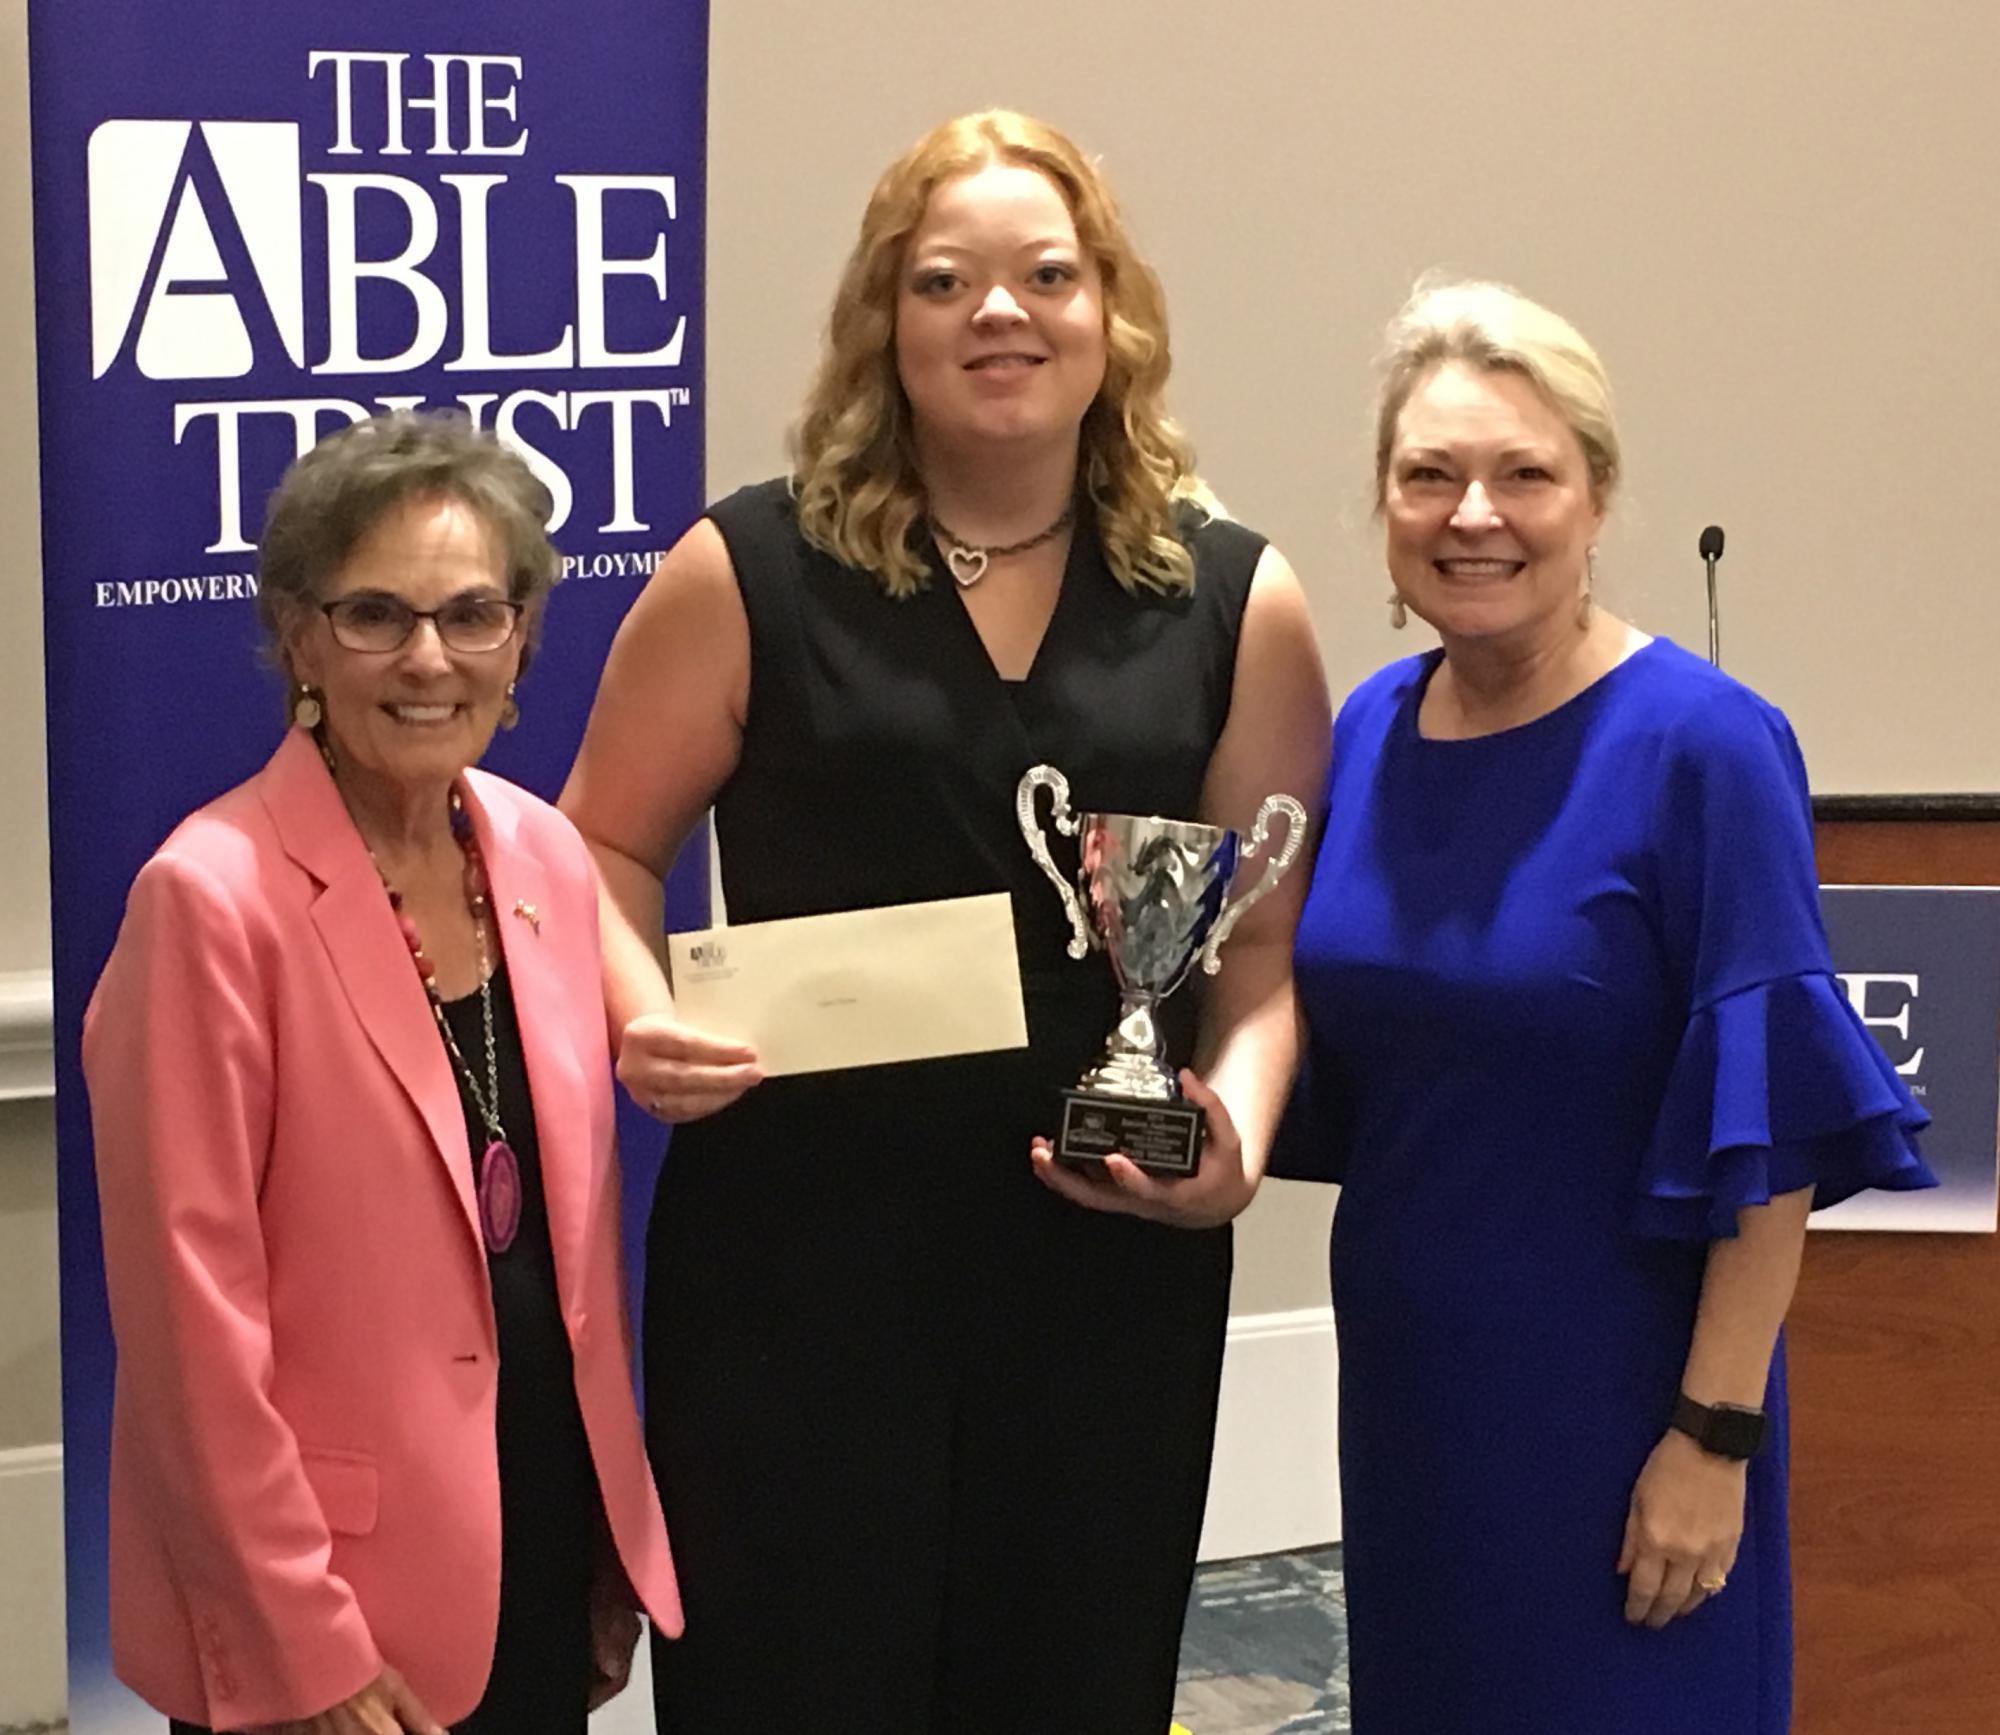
[76,51,697,565]
[88,120,305,381]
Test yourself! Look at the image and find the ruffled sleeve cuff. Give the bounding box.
[1635,971,1937,1240]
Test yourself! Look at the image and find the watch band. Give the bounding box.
[1670,1392,1768,1461]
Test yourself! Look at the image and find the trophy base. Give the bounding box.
[1057,1088,1204,1178]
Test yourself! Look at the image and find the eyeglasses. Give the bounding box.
[320,593,524,654]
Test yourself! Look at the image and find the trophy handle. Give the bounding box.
[1015,764,1093,960]
[1199,793,1309,975]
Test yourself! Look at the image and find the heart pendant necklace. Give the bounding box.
[930,502,1075,589]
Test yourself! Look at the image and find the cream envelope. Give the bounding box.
[667,892,1029,1077]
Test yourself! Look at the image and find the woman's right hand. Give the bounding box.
[253,1664,444,1735]
[618,1012,763,1122]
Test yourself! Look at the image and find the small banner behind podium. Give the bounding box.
[1819,885,2000,1233]
[29,6,708,1726]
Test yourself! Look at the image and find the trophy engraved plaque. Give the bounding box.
[1017,765,1308,1176]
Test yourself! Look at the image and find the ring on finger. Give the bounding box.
[1697,1572,1728,1593]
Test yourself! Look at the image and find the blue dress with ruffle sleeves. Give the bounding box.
[1289,638,1932,1735]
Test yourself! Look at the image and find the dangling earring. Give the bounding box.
[1578,546,1599,628]
[500,682,520,731]
[1388,592,1409,631]
[292,684,322,729]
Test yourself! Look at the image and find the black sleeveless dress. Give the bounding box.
[645,478,1264,1733]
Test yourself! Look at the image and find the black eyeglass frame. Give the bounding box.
[318,595,526,654]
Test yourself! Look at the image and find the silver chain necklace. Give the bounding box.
[435,915,504,1146]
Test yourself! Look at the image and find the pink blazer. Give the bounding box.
[83,728,682,1729]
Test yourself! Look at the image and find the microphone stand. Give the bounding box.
[1699,526,1726,667]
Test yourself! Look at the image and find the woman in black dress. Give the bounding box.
[561,109,1329,1732]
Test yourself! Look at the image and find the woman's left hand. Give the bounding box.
[585,1570,643,1711]
[1029,1069,1256,1229]
[1617,1429,1747,1628]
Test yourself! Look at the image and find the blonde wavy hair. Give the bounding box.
[1374,274,1622,511]
[792,110,1211,599]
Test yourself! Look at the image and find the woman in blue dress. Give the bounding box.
[1289,278,1934,1733]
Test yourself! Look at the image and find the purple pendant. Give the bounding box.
[478,1139,521,1254]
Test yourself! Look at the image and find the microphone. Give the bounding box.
[1699,525,1726,666]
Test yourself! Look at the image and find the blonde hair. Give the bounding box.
[791,110,1209,598]
[1374,275,1621,510]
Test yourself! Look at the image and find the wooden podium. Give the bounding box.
[1792,798,2000,1732]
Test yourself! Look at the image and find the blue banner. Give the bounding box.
[29,6,708,1724]
[1819,886,2000,1233]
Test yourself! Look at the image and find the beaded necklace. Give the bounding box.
[374,785,522,1255]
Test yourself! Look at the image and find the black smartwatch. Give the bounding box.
[1669,1392,1768,1461]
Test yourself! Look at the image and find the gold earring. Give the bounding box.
[1579,546,1599,628]
[1388,592,1409,631]
[292,685,322,729]
[500,683,520,731]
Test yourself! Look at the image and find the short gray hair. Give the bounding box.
[258,411,562,670]
[1374,275,1621,511]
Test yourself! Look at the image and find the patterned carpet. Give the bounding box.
[395,1547,1356,1735]
[1174,1546,1350,1734]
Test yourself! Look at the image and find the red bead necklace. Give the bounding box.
[380,788,522,1255]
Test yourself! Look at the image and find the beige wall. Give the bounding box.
[1,0,62,1465]
[4,0,1996,1433]
[0,1099,60,1451]
[707,0,1997,797]
[1,0,47,977]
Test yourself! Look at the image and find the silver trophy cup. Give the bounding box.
[1016,764,1308,1175]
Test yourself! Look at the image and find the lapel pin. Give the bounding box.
[512,900,542,934]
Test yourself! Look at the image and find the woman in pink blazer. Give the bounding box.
[84,413,680,1735]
